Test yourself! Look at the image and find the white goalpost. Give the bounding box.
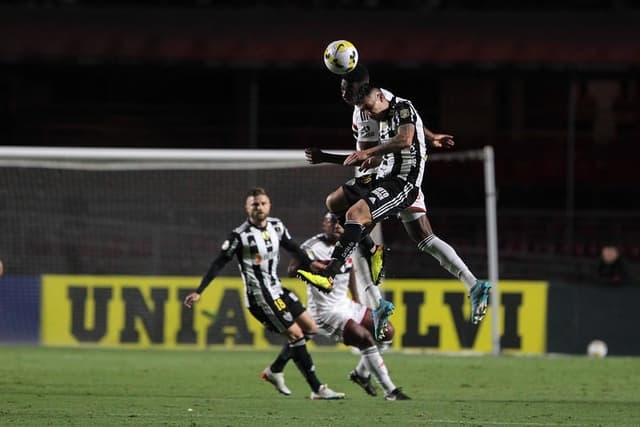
[0,145,499,354]
[430,146,500,355]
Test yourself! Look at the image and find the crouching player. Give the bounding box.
[289,212,410,400]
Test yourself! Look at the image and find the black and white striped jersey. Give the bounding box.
[198,217,305,308]
[376,94,427,187]
[351,88,394,178]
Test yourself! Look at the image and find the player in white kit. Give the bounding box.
[289,212,410,401]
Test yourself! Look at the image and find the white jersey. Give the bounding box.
[300,233,366,341]
[301,233,352,314]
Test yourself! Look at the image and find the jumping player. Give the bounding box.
[299,69,490,325]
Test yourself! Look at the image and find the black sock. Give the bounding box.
[289,338,322,392]
[328,221,363,275]
[359,234,375,254]
[270,342,291,373]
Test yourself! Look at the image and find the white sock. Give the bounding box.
[353,247,383,309]
[365,285,383,307]
[361,345,396,394]
[418,235,477,291]
[377,340,391,354]
[355,357,370,378]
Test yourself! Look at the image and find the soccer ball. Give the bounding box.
[587,339,608,358]
[323,40,358,75]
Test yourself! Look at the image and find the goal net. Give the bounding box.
[0,146,499,353]
[0,147,355,277]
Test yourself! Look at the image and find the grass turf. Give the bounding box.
[1,346,639,426]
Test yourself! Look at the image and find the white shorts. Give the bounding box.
[398,188,426,223]
[311,299,368,342]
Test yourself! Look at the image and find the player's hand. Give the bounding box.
[310,259,329,273]
[358,156,381,172]
[304,147,324,164]
[430,134,455,148]
[344,150,367,166]
[183,292,201,308]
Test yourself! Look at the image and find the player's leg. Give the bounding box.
[326,200,371,273]
[400,199,491,323]
[356,227,388,287]
[288,310,345,400]
[301,180,417,291]
[413,214,490,323]
[261,344,292,396]
[329,178,387,284]
[343,317,410,400]
[326,179,418,277]
[283,292,343,399]
[260,289,320,396]
[403,214,478,291]
[350,309,392,393]
[325,186,351,215]
[248,297,296,396]
[250,291,343,399]
[352,250,395,354]
[353,246,383,308]
[297,200,371,291]
[322,301,378,397]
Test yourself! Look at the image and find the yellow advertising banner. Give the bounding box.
[41,275,547,353]
[380,279,547,354]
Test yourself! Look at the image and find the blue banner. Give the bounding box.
[0,276,40,343]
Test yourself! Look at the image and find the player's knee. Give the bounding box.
[352,331,376,349]
[343,319,376,349]
[304,325,318,336]
[346,202,371,226]
[286,324,305,342]
[325,194,334,211]
[326,190,344,212]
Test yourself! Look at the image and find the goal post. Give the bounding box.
[0,146,309,170]
[429,146,500,355]
[0,145,499,354]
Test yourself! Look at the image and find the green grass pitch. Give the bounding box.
[1,347,639,426]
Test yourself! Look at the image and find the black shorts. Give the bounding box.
[365,177,419,223]
[247,288,306,334]
[341,174,375,206]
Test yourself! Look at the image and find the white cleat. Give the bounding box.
[260,367,291,396]
[310,384,345,400]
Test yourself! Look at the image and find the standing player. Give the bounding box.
[289,212,410,401]
[304,65,491,325]
[184,187,344,400]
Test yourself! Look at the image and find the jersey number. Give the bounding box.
[274,298,286,311]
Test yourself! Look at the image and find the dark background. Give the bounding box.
[1,0,639,282]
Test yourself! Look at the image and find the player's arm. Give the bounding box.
[287,257,301,278]
[424,127,454,148]
[280,234,318,271]
[347,269,361,304]
[306,146,382,169]
[305,147,348,165]
[344,123,415,168]
[356,140,383,169]
[183,233,237,308]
